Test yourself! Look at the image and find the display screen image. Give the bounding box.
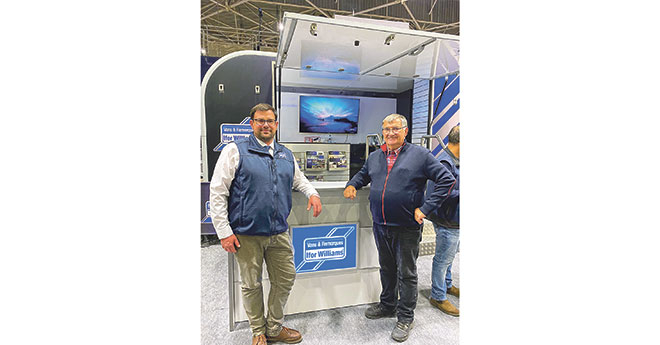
[299,96,360,134]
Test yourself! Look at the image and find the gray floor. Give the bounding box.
[201,244,459,345]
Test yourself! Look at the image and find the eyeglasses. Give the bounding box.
[253,119,276,126]
[382,127,406,134]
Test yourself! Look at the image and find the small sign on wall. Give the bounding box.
[213,117,252,152]
[291,223,357,273]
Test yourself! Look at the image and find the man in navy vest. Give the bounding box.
[425,125,460,317]
[209,103,322,345]
[343,114,456,342]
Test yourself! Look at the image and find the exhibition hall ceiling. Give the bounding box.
[201,0,460,56]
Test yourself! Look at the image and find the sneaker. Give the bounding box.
[447,286,460,298]
[364,304,396,319]
[266,326,302,344]
[391,321,414,342]
[251,334,267,345]
[430,297,459,317]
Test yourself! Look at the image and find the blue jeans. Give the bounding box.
[372,223,423,323]
[430,223,460,301]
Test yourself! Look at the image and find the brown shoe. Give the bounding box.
[447,286,460,298]
[430,297,459,317]
[266,326,302,344]
[252,334,267,345]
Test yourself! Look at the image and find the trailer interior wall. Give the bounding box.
[278,92,397,144]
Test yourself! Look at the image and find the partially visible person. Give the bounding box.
[343,114,456,342]
[209,103,322,345]
[426,125,460,317]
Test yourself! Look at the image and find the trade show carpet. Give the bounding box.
[201,244,459,345]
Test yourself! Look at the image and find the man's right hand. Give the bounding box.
[220,234,240,253]
[343,185,357,200]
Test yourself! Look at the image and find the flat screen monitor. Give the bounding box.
[299,96,360,134]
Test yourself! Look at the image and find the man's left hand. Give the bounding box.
[414,208,426,224]
[307,195,322,217]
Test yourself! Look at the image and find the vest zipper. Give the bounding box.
[270,155,276,235]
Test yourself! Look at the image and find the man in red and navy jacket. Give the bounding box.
[343,114,456,343]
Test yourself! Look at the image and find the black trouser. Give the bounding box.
[372,223,422,323]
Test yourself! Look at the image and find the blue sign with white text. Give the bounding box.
[220,123,252,142]
[292,224,357,273]
[200,182,216,235]
[201,201,212,224]
[214,117,252,152]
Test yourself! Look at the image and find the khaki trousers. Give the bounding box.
[234,232,296,337]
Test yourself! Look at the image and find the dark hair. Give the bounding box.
[448,125,460,144]
[249,103,277,120]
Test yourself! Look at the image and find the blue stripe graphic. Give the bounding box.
[432,99,460,134]
[429,75,460,156]
[433,75,459,114]
[431,121,460,157]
